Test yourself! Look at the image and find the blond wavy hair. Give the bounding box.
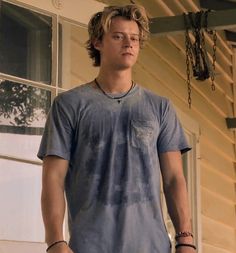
[86,4,150,66]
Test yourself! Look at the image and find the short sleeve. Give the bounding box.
[37,95,75,160]
[157,99,191,154]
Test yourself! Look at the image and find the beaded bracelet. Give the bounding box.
[46,240,67,252]
[175,231,193,240]
[175,243,197,250]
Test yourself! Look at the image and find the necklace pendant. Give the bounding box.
[94,79,135,102]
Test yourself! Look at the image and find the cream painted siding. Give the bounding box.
[61,22,98,87]
[96,0,236,252]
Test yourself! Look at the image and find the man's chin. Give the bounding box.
[116,62,136,70]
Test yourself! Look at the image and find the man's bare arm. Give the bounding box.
[159,151,195,252]
[41,155,73,253]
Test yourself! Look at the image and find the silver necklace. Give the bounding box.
[94,79,135,103]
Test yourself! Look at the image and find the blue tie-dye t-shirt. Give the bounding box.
[38,82,190,253]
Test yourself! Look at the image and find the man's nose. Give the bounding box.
[123,36,132,47]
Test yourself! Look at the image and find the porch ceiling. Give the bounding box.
[199,0,236,46]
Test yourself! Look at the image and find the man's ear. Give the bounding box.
[93,39,102,50]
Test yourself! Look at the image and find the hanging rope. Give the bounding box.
[183,10,217,108]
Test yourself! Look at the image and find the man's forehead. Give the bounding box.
[109,17,139,32]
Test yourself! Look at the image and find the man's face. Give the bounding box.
[95,16,140,70]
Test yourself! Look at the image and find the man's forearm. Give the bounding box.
[164,175,193,243]
[41,156,69,246]
[41,181,66,245]
[160,151,196,252]
[41,167,65,244]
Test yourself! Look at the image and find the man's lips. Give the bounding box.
[122,52,134,56]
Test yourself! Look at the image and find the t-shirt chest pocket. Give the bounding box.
[130,120,156,148]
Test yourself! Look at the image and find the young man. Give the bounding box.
[38,4,196,253]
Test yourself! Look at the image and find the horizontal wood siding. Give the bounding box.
[202,215,236,252]
[201,187,236,227]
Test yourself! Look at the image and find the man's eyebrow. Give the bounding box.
[111,31,140,35]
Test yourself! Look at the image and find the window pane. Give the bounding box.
[0,159,44,242]
[59,19,98,89]
[0,81,51,160]
[0,80,50,160]
[0,80,50,128]
[0,2,52,84]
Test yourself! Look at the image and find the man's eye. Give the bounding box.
[113,34,123,40]
[131,36,140,42]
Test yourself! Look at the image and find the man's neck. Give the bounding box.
[95,69,133,94]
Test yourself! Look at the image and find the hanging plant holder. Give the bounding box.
[183,10,217,108]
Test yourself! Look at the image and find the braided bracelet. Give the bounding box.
[46,240,67,252]
[175,231,193,240]
[175,243,197,250]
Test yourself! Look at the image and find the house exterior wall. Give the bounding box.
[0,0,235,253]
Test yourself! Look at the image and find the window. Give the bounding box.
[0,1,53,242]
[0,1,52,135]
[0,2,52,83]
